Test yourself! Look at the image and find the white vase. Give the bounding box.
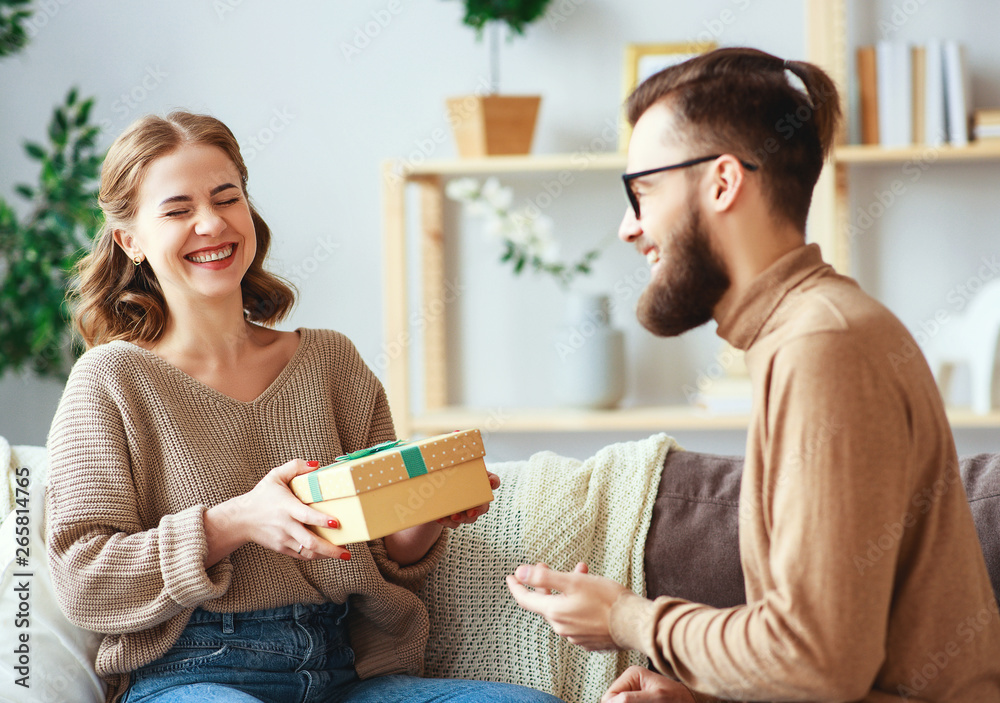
[552,293,626,409]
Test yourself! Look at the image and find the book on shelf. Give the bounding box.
[924,38,947,146]
[974,125,1000,140]
[911,45,926,145]
[691,377,753,415]
[857,46,879,144]
[856,39,970,148]
[975,108,1000,126]
[973,108,1000,140]
[875,41,912,146]
[943,40,972,146]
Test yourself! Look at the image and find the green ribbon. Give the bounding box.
[335,439,404,462]
[305,438,427,503]
[399,445,428,479]
[308,473,323,503]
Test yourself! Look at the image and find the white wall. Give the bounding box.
[0,0,997,459]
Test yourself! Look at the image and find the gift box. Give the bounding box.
[290,429,493,545]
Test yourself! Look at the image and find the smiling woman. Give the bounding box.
[114,145,256,313]
[71,112,292,347]
[46,112,561,703]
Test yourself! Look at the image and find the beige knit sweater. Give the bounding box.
[45,328,446,703]
[610,245,1000,701]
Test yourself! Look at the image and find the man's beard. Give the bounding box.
[636,202,731,337]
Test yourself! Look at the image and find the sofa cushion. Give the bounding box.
[645,452,1000,608]
[0,444,105,703]
[960,454,1000,605]
[645,451,745,608]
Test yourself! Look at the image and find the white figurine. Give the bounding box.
[924,278,1000,414]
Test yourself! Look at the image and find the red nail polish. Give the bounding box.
[339,551,351,561]
[327,519,340,529]
[306,460,320,468]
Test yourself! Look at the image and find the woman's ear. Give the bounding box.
[112,229,141,260]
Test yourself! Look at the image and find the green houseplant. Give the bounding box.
[0,89,103,378]
[0,0,32,57]
[456,0,553,93]
[0,1,105,379]
[446,0,553,157]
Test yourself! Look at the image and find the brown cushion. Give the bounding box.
[960,454,1000,605]
[645,451,745,607]
[645,451,1000,608]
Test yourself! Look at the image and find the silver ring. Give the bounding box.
[297,544,304,555]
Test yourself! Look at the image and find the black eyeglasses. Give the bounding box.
[622,155,759,218]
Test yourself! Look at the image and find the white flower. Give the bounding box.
[484,215,518,242]
[480,177,513,210]
[525,215,558,262]
[530,236,561,264]
[444,176,599,287]
[465,199,493,218]
[530,213,554,241]
[506,211,536,246]
[445,177,480,202]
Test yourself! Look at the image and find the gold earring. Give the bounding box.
[133,255,144,266]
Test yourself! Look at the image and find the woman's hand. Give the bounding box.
[203,459,350,567]
[436,471,500,528]
[601,666,697,703]
[383,470,501,565]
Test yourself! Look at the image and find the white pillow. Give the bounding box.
[0,445,105,703]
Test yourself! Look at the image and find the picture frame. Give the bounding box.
[619,41,717,151]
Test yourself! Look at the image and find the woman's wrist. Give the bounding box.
[383,520,444,566]
[203,498,249,568]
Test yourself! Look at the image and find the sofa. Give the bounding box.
[1,439,998,703]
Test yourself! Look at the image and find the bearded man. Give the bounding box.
[507,47,1000,702]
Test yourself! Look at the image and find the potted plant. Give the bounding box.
[0,2,105,381]
[446,0,552,157]
[0,0,32,57]
[0,89,103,378]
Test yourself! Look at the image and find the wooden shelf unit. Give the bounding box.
[380,0,1000,436]
[409,406,1000,435]
[807,0,1000,430]
[834,140,1000,164]
[381,153,634,438]
[409,406,753,435]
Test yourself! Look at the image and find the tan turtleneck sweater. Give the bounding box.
[610,244,1000,701]
[46,328,446,703]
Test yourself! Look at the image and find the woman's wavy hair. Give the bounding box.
[71,111,295,348]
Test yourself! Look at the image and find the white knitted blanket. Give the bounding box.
[420,433,680,703]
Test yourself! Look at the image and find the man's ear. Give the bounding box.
[705,155,747,214]
[112,229,141,260]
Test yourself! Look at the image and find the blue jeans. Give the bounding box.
[122,602,564,703]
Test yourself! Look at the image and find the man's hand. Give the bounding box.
[505,562,628,650]
[601,666,696,703]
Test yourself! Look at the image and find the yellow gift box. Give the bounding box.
[290,429,493,545]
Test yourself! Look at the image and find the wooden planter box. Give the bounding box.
[446,95,541,157]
